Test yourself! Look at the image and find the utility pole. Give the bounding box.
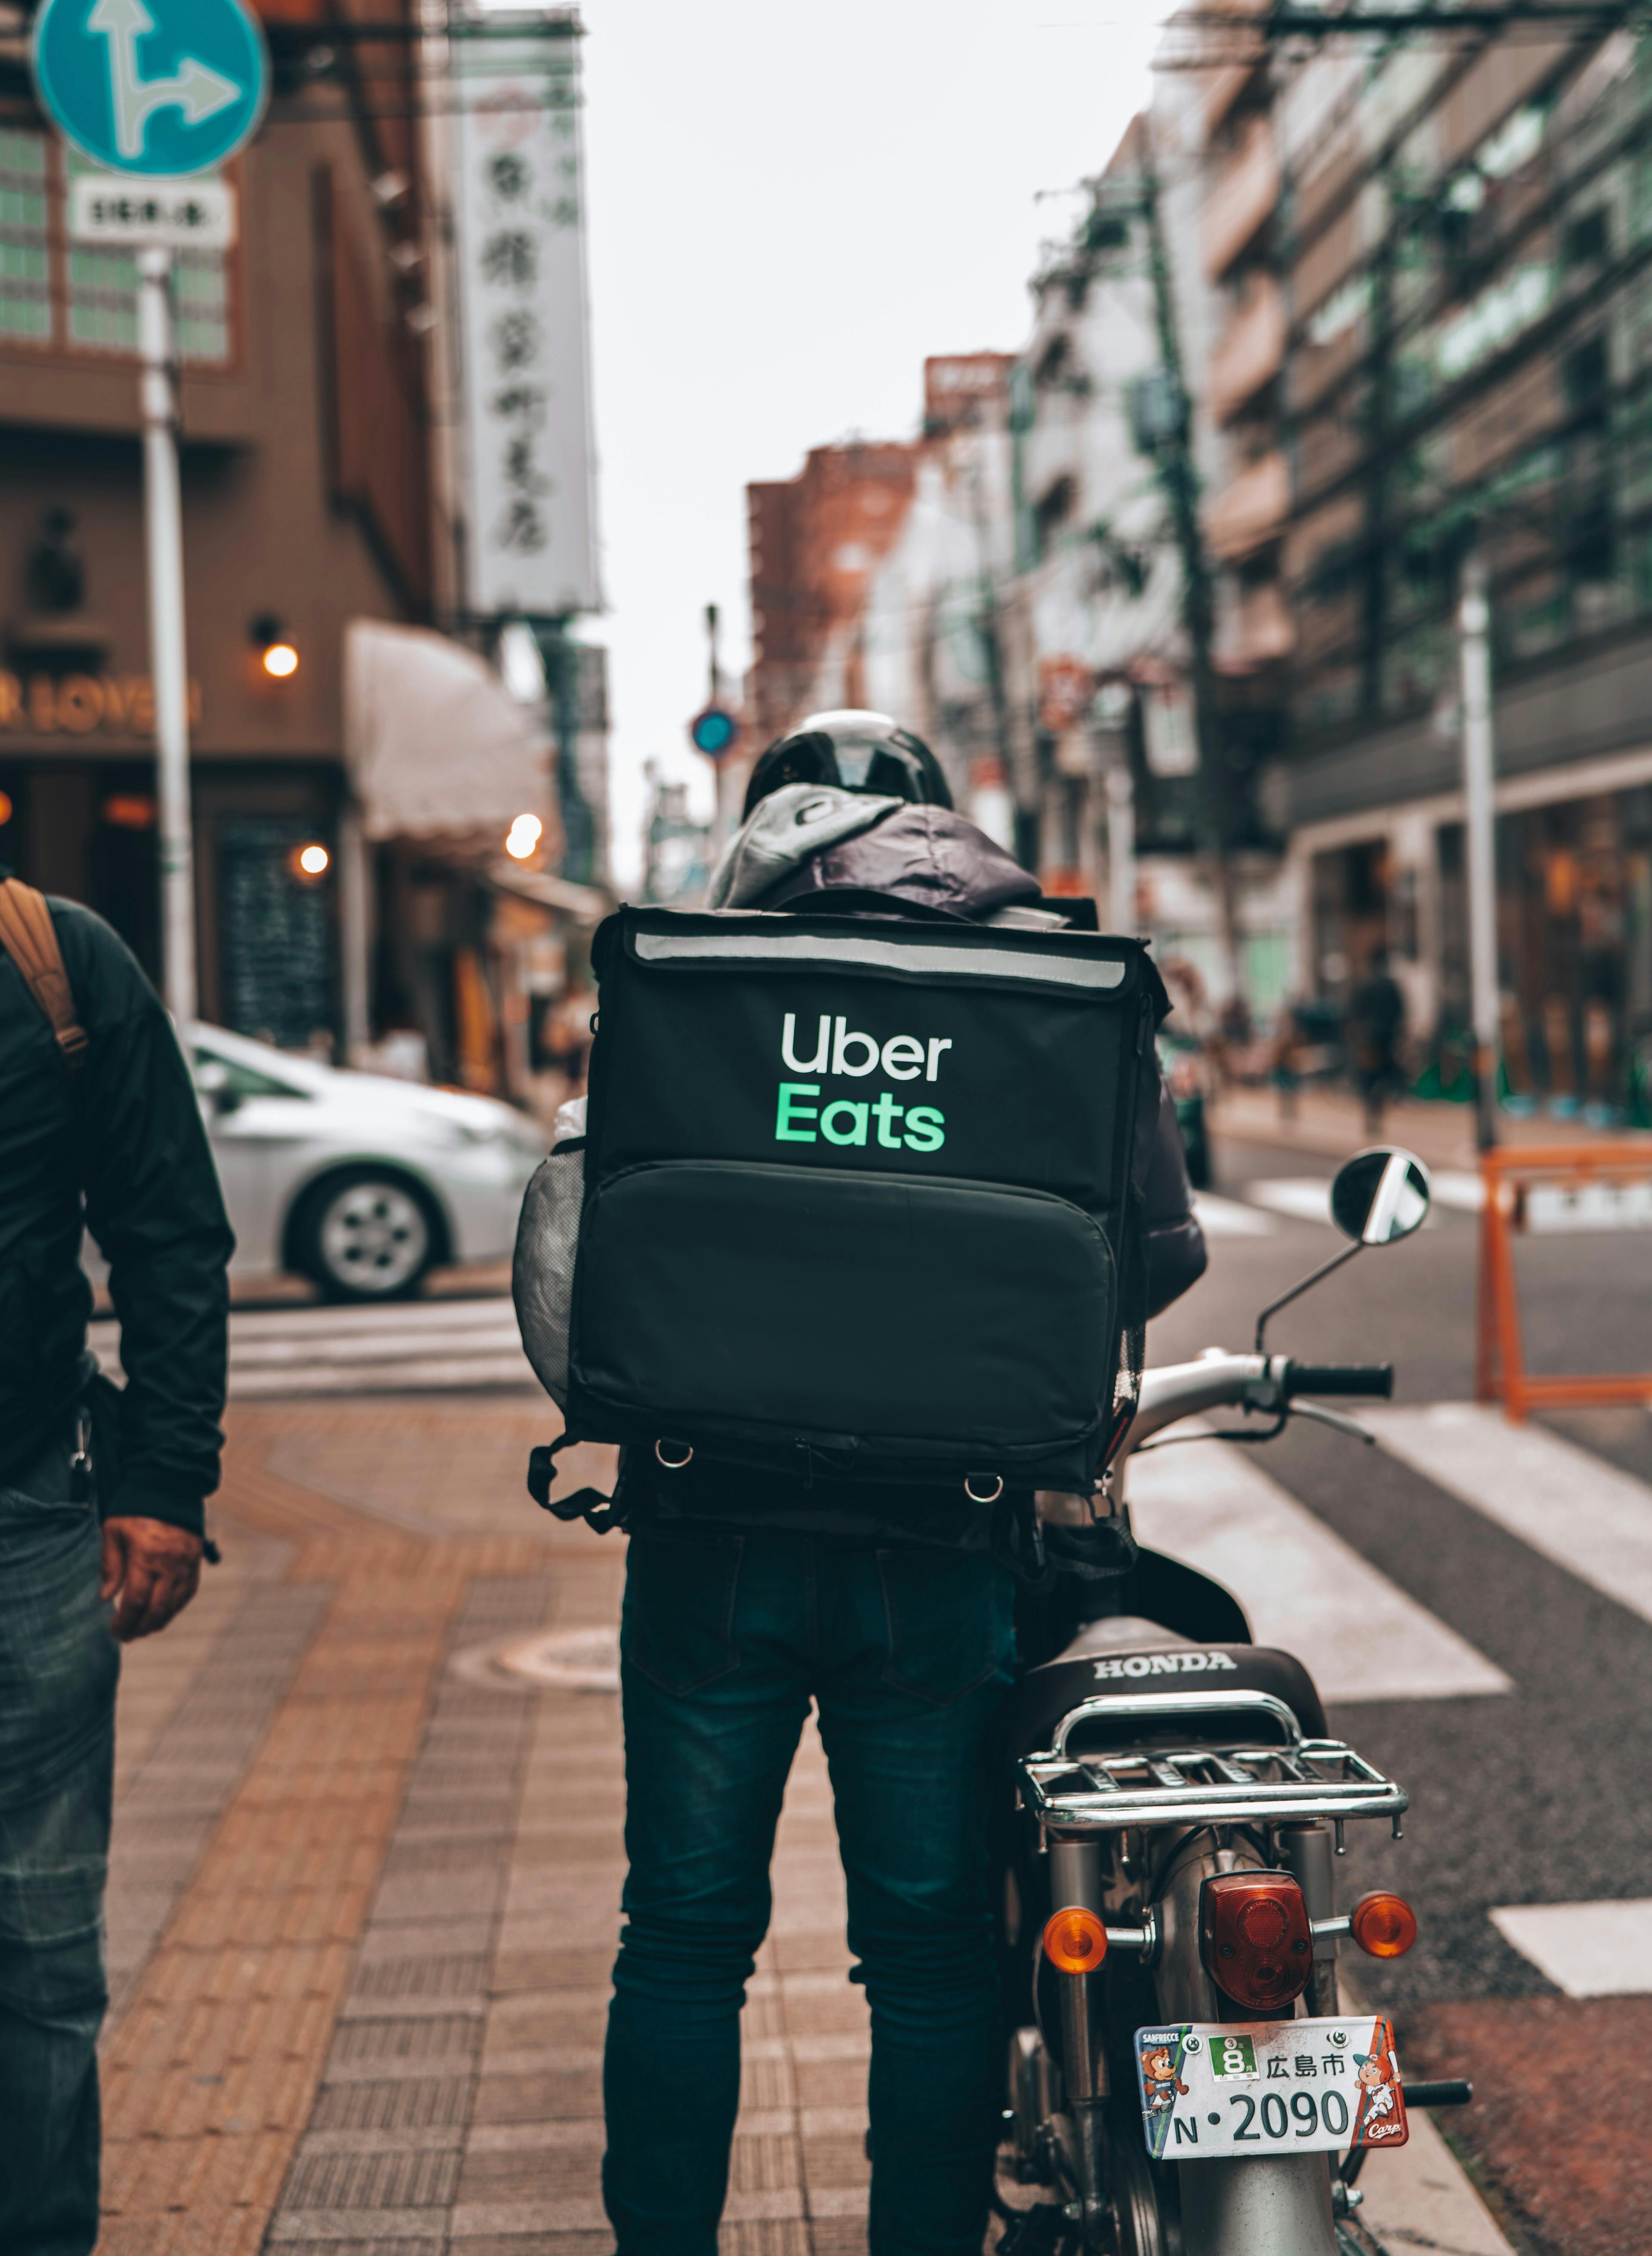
[1106,763,1137,939]
[704,602,737,857]
[1458,550,1500,1150]
[966,452,1025,866]
[139,247,197,1027]
[1137,129,1243,998]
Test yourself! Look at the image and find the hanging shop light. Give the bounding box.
[505,812,543,861]
[251,613,299,679]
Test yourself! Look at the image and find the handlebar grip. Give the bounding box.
[1401,2080,1472,2110]
[1285,1363,1395,1399]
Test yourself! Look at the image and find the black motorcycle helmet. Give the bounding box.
[742,709,954,821]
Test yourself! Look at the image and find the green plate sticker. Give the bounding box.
[1209,2032,1258,2080]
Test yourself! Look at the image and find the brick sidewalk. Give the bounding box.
[95,1398,880,2256]
[95,1395,1510,2256]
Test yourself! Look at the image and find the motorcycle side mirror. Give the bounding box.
[1330,1147,1432,1247]
[1255,1146,1430,1353]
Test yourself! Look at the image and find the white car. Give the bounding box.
[188,1023,548,1301]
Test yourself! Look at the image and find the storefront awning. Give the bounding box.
[487,860,612,924]
[344,619,554,844]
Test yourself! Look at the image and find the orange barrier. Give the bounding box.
[1476,1141,1652,1419]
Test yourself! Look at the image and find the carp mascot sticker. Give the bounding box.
[1351,2022,1409,2148]
[1134,2028,1192,2160]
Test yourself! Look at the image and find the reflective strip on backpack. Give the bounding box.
[633,929,1127,990]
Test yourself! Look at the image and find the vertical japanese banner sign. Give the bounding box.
[453,23,599,616]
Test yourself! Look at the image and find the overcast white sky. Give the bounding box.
[575,3,1159,888]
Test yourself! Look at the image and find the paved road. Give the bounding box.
[90,1130,1652,2253]
[1151,1131,1652,2255]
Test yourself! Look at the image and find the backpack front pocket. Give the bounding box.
[570,1159,1116,1466]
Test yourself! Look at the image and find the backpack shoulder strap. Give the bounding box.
[0,878,89,1070]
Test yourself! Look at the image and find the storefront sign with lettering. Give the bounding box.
[0,673,203,734]
[452,25,598,617]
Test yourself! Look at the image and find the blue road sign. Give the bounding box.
[32,0,268,179]
[690,706,741,760]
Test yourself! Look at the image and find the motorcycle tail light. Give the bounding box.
[1350,1890,1418,1959]
[1043,1906,1108,1974]
[1199,1873,1312,2014]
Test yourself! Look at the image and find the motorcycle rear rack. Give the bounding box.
[1018,1738,1408,1837]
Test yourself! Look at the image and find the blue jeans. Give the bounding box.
[0,1435,119,2256]
[603,1525,1015,2256]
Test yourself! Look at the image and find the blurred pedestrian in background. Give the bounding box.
[1349,947,1408,1137]
[0,874,233,2256]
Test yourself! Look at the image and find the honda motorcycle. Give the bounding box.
[996,1146,1471,2256]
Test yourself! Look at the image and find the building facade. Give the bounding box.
[0,0,432,1048]
[1267,22,1652,1114]
[0,0,609,1103]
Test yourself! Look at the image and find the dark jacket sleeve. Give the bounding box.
[64,909,234,1535]
[1143,1073,1207,1320]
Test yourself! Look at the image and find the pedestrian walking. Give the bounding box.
[1349,947,1408,1137]
[0,875,233,2256]
[514,710,1208,2256]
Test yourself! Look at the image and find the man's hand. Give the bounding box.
[100,1518,204,1641]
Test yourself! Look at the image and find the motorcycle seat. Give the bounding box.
[1004,1637,1329,1760]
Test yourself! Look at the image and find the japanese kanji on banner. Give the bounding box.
[453,24,599,618]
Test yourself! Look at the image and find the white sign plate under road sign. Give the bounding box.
[70,170,235,246]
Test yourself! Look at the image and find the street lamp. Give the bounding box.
[250,613,299,678]
[505,813,543,862]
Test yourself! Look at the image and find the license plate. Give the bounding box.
[1134,2016,1408,2162]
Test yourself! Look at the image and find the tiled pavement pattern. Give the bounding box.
[95,1394,1509,2256]
[94,1399,888,2255]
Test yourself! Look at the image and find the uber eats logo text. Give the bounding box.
[775,1012,949,1153]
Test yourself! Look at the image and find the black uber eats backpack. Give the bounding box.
[521,902,1166,1512]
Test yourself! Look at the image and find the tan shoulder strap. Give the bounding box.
[0,878,89,1069]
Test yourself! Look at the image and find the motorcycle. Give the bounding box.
[996,1146,1472,2256]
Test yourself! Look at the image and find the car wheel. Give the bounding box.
[293,1169,439,1302]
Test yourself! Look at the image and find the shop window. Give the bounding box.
[1565,333,1610,427]
[1570,496,1617,584]
[1566,208,1610,265]
[0,129,50,341]
[1034,475,1076,559]
[0,131,232,364]
[219,818,334,1050]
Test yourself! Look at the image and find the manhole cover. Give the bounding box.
[495,1626,620,1691]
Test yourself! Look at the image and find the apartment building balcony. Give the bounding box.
[1203,113,1279,282]
[1207,275,1286,425]
[1215,577,1294,674]
[1198,0,1273,138]
[1205,450,1290,561]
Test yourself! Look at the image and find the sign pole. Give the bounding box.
[138,244,197,1026]
[1458,549,1499,1152]
[31,0,270,1029]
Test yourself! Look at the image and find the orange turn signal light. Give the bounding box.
[1043,1906,1108,1974]
[1350,1890,1418,1960]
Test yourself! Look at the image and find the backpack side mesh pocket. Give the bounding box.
[513,1098,586,1409]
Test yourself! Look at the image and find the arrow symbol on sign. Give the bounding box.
[87,0,240,161]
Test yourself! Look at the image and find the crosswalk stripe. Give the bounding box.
[1489,1900,1652,1998]
[88,1298,540,1399]
[228,1354,537,1398]
[1365,1401,1652,1633]
[1246,1178,1333,1224]
[1240,1173,1479,1227]
[1191,1193,1276,1237]
[1124,1428,1511,1703]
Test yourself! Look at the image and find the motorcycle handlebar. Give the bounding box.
[1284,1363,1394,1400]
